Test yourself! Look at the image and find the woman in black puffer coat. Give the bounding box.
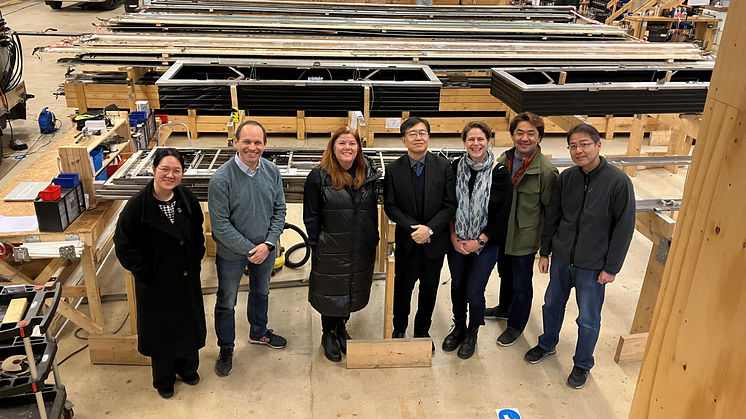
[303,127,381,362]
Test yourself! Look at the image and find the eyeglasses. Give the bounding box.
[405,130,430,139]
[156,166,183,176]
[567,142,596,151]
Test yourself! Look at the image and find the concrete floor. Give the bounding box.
[0,2,693,418]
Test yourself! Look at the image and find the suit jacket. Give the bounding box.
[383,152,457,259]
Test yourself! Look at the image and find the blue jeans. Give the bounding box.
[507,253,537,332]
[214,251,275,350]
[538,257,605,371]
[447,245,499,328]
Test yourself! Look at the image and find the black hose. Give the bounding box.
[283,223,310,269]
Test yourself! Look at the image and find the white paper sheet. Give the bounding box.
[0,215,39,233]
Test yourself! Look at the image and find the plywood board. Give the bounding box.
[346,338,432,369]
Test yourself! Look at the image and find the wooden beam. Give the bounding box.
[665,130,688,174]
[296,110,306,141]
[0,259,35,285]
[362,86,371,147]
[124,270,139,335]
[630,1,746,415]
[654,114,700,140]
[33,259,67,286]
[630,244,666,334]
[547,115,591,132]
[187,109,198,140]
[605,115,616,140]
[615,333,648,364]
[346,338,432,369]
[52,299,104,334]
[623,114,647,177]
[81,247,105,332]
[635,211,676,243]
[88,334,151,365]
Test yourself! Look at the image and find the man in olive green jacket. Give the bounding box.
[486,112,559,347]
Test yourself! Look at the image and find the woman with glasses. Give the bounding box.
[303,127,382,362]
[442,121,513,359]
[114,148,206,399]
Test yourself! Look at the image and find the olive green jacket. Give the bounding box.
[498,146,559,256]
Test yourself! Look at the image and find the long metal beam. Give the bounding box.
[145,0,578,22]
[96,147,691,202]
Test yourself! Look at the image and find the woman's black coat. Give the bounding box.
[303,156,381,317]
[114,181,206,358]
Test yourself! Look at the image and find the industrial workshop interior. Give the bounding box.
[0,0,741,416]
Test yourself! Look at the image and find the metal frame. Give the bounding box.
[156,60,441,88]
[490,65,712,93]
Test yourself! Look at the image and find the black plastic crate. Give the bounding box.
[33,183,85,233]
[0,383,70,419]
[0,336,58,398]
[0,284,61,342]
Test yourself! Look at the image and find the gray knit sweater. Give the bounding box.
[208,156,287,261]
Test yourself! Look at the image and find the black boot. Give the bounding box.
[335,320,351,355]
[322,331,341,362]
[457,325,479,360]
[442,318,467,352]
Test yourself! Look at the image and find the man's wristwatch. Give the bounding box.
[428,227,434,236]
[476,237,485,246]
[264,242,276,252]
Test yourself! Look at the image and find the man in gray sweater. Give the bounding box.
[525,124,635,390]
[208,120,287,377]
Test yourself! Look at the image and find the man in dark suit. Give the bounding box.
[384,117,457,350]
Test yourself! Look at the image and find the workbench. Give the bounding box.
[623,15,720,52]
[0,113,133,338]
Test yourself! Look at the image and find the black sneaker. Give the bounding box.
[457,326,479,360]
[496,327,522,347]
[567,366,589,389]
[249,329,287,349]
[157,386,174,399]
[181,372,200,385]
[442,319,467,352]
[215,348,233,377]
[524,344,556,364]
[392,330,405,338]
[484,306,508,320]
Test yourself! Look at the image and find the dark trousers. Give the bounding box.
[151,352,199,390]
[507,252,537,332]
[495,244,514,313]
[393,244,445,336]
[538,257,605,371]
[321,315,350,332]
[447,245,499,327]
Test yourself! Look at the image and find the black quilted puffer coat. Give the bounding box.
[303,156,381,317]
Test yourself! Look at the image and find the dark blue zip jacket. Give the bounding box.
[539,157,636,274]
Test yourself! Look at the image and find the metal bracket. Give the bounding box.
[13,247,30,263]
[59,245,78,262]
[64,234,80,241]
[655,236,671,266]
[24,235,41,243]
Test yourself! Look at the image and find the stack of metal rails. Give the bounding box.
[97,147,691,206]
[40,1,707,68]
[144,0,579,22]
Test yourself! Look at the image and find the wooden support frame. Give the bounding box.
[615,211,676,364]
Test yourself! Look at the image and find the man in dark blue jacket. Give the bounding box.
[525,124,636,390]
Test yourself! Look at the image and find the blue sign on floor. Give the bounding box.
[496,408,521,419]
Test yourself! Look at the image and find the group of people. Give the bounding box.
[113,112,635,399]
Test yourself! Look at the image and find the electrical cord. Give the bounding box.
[57,312,130,366]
